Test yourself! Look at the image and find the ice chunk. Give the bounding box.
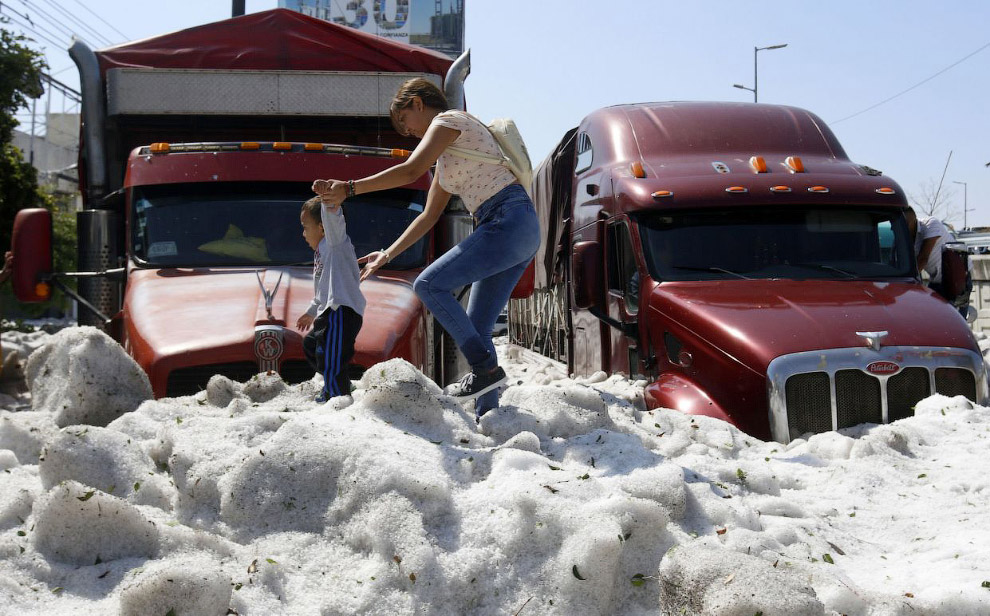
[0,410,59,464]
[32,480,159,565]
[118,554,231,616]
[25,326,152,427]
[657,545,825,615]
[39,425,172,509]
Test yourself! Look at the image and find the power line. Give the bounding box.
[36,0,115,47]
[0,6,70,50]
[832,40,990,125]
[71,0,129,42]
[11,0,89,45]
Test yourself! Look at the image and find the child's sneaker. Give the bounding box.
[445,367,507,400]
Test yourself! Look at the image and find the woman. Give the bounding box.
[313,78,539,416]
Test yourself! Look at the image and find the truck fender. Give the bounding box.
[11,208,53,303]
[644,372,735,425]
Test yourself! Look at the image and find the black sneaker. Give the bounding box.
[445,367,507,400]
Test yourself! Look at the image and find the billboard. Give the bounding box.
[278,0,465,59]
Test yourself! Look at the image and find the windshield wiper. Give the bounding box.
[788,262,857,279]
[671,265,752,280]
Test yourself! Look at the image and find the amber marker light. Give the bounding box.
[876,187,897,195]
[631,161,646,178]
[785,156,805,172]
[652,190,674,199]
[240,142,261,150]
[35,282,51,299]
[725,186,749,194]
[273,142,292,151]
[749,156,767,173]
[808,186,830,193]
[770,185,792,193]
[149,142,170,154]
[391,149,412,158]
[304,143,324,151]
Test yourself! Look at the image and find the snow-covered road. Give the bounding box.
[1,326,989,615]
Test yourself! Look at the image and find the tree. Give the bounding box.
[909,178,957,222]
[0,19,50,251]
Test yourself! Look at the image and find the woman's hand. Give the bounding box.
[358,250,389,281]
[312,179,348,206]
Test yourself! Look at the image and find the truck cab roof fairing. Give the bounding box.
[583,102,847,165]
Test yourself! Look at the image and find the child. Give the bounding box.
[297,196,366,403]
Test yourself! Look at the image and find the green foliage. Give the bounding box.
[0,142,51,251]
[50,204,77,276]
[0,21,46,143]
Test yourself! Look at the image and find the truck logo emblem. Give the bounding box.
[256,270,284,321]
[855,330,889,351]
[254,325,284,373]
[866,361,899,375]
[711,161,730,174]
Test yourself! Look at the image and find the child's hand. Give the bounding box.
[296,313,315,331]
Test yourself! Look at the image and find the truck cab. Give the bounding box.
[515,102,987,442]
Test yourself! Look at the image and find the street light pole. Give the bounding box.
[733,43,788,103]
[953,180,969,229]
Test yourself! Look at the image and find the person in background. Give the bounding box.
[0,251,13,378]
[297,197,365,403]
[904,207,971,318]
[312,78,539,419]
[0,251,12,285]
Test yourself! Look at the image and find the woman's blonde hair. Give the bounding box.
[389,77,450,133]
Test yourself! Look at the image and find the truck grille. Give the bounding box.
[768,347,987,443]
[165,360,335,397]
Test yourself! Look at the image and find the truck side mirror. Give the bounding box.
[572,240,603,310]
[11,208,54,303]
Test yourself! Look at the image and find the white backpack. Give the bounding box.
[446,115,534,197]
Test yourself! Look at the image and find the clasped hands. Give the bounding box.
[312,179,347,208]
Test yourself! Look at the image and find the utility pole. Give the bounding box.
[733,43,787,103]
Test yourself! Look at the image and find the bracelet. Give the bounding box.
[379,248,391,264]
[347,179,356,197]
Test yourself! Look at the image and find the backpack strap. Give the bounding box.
[443,110,512,167]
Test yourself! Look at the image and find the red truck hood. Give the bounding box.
[650,280,978,373]
[123,266,423,390]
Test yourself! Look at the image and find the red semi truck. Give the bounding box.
[12,9,475,397]
[512,101,988,443]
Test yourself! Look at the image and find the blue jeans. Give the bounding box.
[414,184,540,410]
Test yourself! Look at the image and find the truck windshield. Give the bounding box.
[638,207,914,281]
[131,183,428,268]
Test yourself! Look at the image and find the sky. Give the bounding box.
[2,326,990,614]
[2,0,989,227]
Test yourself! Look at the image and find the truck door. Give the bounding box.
[604,219,641,377]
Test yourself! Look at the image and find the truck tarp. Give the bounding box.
[94,8,452,77]
[531,128,576,289]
